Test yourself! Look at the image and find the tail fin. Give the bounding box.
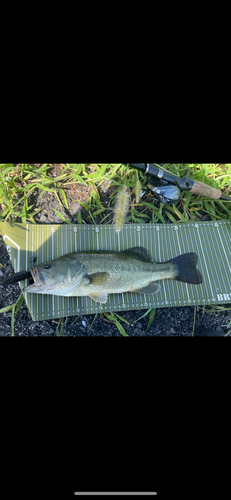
[168,252,203,285]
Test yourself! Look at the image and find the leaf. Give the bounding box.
[53,209,71,223]
[65,175,88,186]
[55,191,64,208]
[68,164,81,171]
[134,308,152,323]
[59,187,69,209]
[146,308,156,332]
[164,211,177,223]
[92,208,105,216]
[36,164,49,172]
[0,206,11,218]
[142,201,159,211]
[86,164,108,179]
[76,201,90,211]
[114,313,130,325]
[157,213,165,224]
[132,209,150,219]
[184,192,192,211]
[115,320,128,337]
[35,183,56,193]
[104,312,116,322]
[15,293,24,316]
[29,208,43,217]
[171,204,185,220]
[201,164,210,183]
[109,164,121,179]
[204,201,216,215]
[0,304,14,313]
[11,305,15,336]
[135,213,150,219]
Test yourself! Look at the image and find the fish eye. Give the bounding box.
[44,264,51,269]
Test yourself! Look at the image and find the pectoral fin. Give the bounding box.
[133,283,160,294]
[89,292,108,304]
[88,272,110,286]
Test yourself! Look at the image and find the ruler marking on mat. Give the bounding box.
[202,224,215,299]
[219,224,231,289]
[220,224,231,256]
[216,226,231,273]
[157,227,167,301]
[212,225,229,292]
[187,226,201,300]
[177,229,189,300]
[36,227,38,319]
[3,221,231,320]
[173,228,184,301]
[194,227,213,297]
[41,226,45,318]
[179,225,191,301]
[163,224,170,302]
[200,224,219,296]
[61,226,65,314]
[183,222,195,301]
[117,230,120,252]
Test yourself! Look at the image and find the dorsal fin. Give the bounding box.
[118,247,153,263]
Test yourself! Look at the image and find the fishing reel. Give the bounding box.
[144,164,181,205]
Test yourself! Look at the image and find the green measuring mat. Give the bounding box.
[0,221,231,321]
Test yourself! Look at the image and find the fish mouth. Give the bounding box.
[24,267,47,291]
[24,267,59,293]
[30,267,45,286]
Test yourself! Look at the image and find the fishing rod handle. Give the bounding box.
[190,180,222,199]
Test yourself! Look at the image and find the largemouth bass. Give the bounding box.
[24,247,203,304]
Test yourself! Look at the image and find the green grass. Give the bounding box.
[0,163,231,336]
[0,163,230,225]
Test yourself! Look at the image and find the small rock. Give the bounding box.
[170,327,176,334]
[82,320,87,327]
[39,214,47,222]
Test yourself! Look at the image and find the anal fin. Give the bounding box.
[133,283,160,294]
[89,292,108,304]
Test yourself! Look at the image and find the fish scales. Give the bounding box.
[69,252,175,295]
